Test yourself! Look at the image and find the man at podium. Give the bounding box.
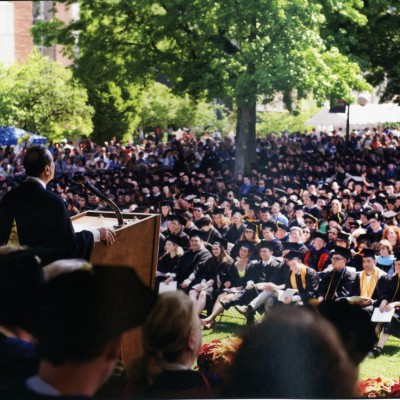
[0,145,115,261]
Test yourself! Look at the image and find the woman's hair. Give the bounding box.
[126,291,197,388]
[378,239,394,255]
[382,226,400,246]
[212,213,230,228]
[223,307,358,398]
[212,241,233,264]
[165,240,184,257]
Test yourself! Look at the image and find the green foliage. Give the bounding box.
[0,50,93,141]
[321,0,400,104]
[32,0,373,172]
[138,82,234,134]
[257,98,320,135]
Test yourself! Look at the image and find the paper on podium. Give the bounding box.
[159,281,177,294]
[371,307,395,323]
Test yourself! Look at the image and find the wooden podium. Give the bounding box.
[71,210,160,364]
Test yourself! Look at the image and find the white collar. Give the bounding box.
[163,361,191,371]
[25,375,60,396]
[26,176,46,189]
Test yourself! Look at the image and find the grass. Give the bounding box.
[201,313,400,380]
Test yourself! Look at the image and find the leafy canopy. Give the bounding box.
[0,50,93,141]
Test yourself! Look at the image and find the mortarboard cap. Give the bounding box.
[21,265,157,349]
[313,231,328,242]
[330,245,351,260]
[165,234,187,248]
[285,250,305,261]
[359,248,376,259]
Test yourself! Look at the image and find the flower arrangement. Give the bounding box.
[197,337,242,381]
[359,378,400,398]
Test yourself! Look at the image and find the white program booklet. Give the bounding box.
[276,288,298,302]
[371,307,395,323]
[159,281,177,294]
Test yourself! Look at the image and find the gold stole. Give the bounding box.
[360,267,379,298]
[290,266,307,290]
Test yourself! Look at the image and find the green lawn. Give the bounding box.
[201,313,400,380]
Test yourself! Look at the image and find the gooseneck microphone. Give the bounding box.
[72,174,125,228]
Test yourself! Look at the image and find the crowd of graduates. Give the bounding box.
[1,125,400,397]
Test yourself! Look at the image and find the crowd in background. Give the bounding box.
[2,125,400,397]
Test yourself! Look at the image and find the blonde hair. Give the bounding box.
[378,239,393,255]
[126,291,197,388]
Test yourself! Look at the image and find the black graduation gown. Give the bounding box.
[284,267,319,302]
[318,267,357,301]
[174,248,212,285]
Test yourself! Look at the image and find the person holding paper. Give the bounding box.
[235,240,287,322]
[371,254,400,357]
[352,248,387,312]
[280,251,319,305]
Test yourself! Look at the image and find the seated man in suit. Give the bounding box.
[0,146,115,261]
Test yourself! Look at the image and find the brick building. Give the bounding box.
[0,1,76,66]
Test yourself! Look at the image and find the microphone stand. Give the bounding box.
[73,175,125,228]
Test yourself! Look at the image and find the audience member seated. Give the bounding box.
[123,291,213,398]
[223,307,359,398]
[0,264,156,399]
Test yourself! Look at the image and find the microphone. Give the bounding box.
[72,174,125,228]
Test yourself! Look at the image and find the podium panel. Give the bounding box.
[72,211,160,363]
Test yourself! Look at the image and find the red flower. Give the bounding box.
[197,337,242,380]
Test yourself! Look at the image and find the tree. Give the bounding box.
[320,0,400,105]
[33,0,371,173]
[0,50,93,142]
[137,82,233,133]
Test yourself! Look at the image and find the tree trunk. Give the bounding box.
[234,99,257,177]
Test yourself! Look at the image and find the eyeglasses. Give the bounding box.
[331,256,344,261]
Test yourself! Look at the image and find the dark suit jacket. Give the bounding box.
[0,181,94,261]
[252,258,286,285]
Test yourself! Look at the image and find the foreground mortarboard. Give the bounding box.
[317,301,377,365]
[21,265,157,347]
